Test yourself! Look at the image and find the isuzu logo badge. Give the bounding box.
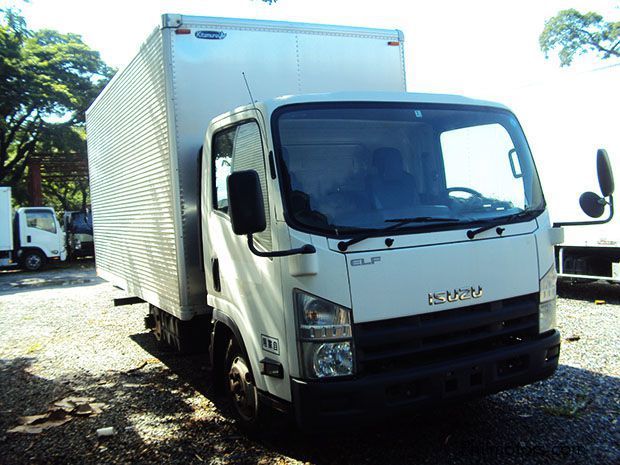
[428,286,483,305]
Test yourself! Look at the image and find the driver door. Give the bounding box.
[202,111,286,398]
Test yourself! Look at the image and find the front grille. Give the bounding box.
[354,294,539,375]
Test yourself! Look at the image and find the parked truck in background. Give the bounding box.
[85,15,613,429]
[505,64,620,283]
[0,187,67,271]
[63,210,94,259]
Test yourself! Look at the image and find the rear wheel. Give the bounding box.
[146,304,210,353]
[21,251,45,271]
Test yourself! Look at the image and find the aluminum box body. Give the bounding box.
[86,14,406,319]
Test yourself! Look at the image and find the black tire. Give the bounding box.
[21,250,45,271]
[224,338,267,431]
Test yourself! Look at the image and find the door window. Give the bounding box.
[26,210,57,234]
[212,127,235,212]
[212,120,271,249]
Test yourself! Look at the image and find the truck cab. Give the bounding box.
[201,92,569,428]
[63,210,94,259]
[14,207,66,270]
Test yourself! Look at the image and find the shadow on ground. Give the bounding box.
[127,331,619,465]
[557,279,620,304]
[1,338,618,465]
[0,355,245,465]
[0,260,101,295]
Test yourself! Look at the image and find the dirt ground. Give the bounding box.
[0,262,618,464]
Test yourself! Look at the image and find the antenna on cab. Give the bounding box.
[242,72,257,109]
[241,72,269,145]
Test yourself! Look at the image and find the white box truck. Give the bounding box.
[86,14,613,429]
[505,65,620,283]
[0,187,67,271]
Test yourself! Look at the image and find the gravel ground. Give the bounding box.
[0,262,618,465]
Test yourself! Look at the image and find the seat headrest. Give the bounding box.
[373,147,405,180]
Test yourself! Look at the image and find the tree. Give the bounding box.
[35,125,91,211]
[540,9,620,66]
[0,7,114,205]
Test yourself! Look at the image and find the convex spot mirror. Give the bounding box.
[227,170,266,235]
[579,191,605,218]
[579,149,614,218]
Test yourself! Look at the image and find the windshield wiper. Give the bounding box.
[466,209,544,239]
[337,217,461,251]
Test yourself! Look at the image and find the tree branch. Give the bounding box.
[5,122,40,173]
[6,152,31,186]
[578,28,620,57]
[0,108,35,164]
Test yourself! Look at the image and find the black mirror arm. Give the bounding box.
[553,195,614,227]
[246,234,316,258]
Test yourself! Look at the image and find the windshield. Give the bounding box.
[274,103,544,235]
[68,211,93,235]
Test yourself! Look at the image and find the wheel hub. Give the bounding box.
[228,356,257,421]
[25,254,41,269]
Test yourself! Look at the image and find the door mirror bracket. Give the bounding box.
[227,170,316,258]
[247,234,316,258]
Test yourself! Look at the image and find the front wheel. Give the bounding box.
[21,251,45,271]
[224,338,264,430]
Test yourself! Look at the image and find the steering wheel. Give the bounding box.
[446,187,484,198]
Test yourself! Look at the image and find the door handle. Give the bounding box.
[27,235,31,243]
[211,258,221,292]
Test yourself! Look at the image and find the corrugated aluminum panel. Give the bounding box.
[231,122,271,249]
[86,30,197,318]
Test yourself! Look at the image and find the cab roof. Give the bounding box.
[215,91,512,125]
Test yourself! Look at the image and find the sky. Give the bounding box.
[4,0,620,227]
[6,0,618,95]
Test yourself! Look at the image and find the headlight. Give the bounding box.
[539,265,557,333]
[294,290,354,378]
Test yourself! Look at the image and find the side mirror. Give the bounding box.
[227,170,266,236]
[226,170,316,259]
[555,149,615,228]
[578,149,615,218]
[597,148,614,197]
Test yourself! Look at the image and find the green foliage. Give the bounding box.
[540,9,620,66]
[0,7,114,208]
[42,177,90,212]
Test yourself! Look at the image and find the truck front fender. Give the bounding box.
[210,310,250,391]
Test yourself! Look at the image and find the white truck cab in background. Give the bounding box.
[0,187,67,271]
[85,15,613,430]
[504,65,620,283]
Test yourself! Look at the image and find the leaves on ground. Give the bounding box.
[7,397,106,434]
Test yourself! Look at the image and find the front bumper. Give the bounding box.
[70,242,94,257]
[291,330,560,430]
